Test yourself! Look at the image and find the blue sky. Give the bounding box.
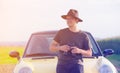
[0,0,120,41]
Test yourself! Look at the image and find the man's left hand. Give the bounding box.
[71,47,82,54]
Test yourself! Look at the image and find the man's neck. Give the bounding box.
[69,25,80,32]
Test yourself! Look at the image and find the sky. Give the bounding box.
[0,0,120,42]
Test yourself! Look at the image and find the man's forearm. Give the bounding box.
[71,47,92,57]
[50,45,60,52]
[80,49,92,57]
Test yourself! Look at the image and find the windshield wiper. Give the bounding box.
[25,53,56,57]
[32,56,55,60]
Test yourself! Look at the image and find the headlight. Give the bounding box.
[19,67,32,73]
[99,65,113,73]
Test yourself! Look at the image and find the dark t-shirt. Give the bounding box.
[54,28,92,65]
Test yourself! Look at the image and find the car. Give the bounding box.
[9,31,118,73]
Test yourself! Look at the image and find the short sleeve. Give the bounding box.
[83,34,92,50]
[53,30,61,43]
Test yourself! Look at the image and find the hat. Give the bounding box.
[61,9,83,22]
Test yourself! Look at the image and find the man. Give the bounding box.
[49,9,92,73]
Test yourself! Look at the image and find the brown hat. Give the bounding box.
[61,9,83,22]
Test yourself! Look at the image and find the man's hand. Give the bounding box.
[71,47,82,54]
[50,40,71,52]
[59,45,70,52]
[71,46,92,57]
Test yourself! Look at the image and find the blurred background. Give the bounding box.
[0,0,120,73]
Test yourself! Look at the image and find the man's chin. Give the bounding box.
[67,24,72,27]
[68,25,74,28]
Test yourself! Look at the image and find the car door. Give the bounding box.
[83,32,102,73]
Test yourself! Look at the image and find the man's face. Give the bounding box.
[66,16,78,27]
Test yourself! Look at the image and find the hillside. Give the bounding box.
[0,41,26,47]
[97,36,120,55]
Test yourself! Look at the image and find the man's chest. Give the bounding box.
[59,34,84,48]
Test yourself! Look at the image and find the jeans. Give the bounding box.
[57,63,84,73]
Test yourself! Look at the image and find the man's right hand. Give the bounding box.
[59,45,70,52]
[50,40,70,52]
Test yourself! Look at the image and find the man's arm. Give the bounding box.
[49,40,70,52]
[71,47,92,57]
[79,48,92,57]
[49,40,60,52]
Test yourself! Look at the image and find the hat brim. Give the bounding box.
[61,15,83,22]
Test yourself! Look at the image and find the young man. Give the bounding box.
[50,9,92,73]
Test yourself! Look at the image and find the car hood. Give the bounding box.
[14,56,57,73]
[13,56,118,73]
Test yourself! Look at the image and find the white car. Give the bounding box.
[9,31,118,73]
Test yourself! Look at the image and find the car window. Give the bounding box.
[87,33,101,56]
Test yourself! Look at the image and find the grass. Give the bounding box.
[107,54,120,61]
[107,54,120,73]
[0,46,24,73]
[0,46,24,64]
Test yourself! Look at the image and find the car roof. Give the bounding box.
[32,30,91,35]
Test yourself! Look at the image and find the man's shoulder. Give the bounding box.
[58,28,68,33]
[80,31,89,37]
[59,28,68,31]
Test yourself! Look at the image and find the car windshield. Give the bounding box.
[24,34,57,57]
[24,32,101,57]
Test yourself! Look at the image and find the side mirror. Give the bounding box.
[103,49,114,57]
[9,51,20,60]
